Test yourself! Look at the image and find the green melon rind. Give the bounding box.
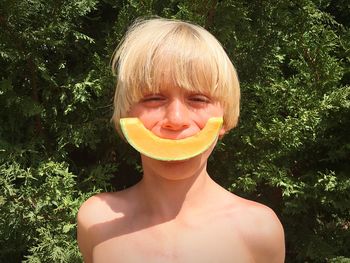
[120,117,223,161]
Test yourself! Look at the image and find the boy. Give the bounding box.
[77,18,285,263]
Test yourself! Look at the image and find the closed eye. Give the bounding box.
[140,94,167,107]
[142,96,165,102]
[188,95,211,103]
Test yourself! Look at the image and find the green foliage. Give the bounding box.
[0,160,84,262]
[0,0,349,262]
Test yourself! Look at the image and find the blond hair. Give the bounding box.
[111,18,240,134]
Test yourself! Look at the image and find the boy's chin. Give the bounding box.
[142,155,194,164]
[159,158,190,163]
[143,152,205,163]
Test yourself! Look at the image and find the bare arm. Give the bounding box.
[254,207,285,263]
[77,196,99,263]
[240,204,285,263]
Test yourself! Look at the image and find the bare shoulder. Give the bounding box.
[77,188,136,263]
[227,196,285,263]
[78,191,127,224]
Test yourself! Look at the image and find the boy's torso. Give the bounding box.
[92,210,254,263]
[89,190,257,263]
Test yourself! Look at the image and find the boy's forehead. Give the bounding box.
[143,71,210,95]
[149,64,212,89]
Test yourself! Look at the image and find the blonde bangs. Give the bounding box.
[112,18,240,133]
[150,31,220,95]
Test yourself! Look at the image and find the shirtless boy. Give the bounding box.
[77,18,285,263]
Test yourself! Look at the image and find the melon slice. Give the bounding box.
[120,117,223,161]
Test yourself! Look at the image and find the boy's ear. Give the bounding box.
[218,127,226,139]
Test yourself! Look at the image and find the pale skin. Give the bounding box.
[77,85,285,263]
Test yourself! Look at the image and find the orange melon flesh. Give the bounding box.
[120,117,223,161]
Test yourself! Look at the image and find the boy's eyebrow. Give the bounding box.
[142,92,163,97]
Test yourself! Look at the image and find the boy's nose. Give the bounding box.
[162,99,190,130]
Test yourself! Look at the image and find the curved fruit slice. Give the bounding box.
[120,117,223,161]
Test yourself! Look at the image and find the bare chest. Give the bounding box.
[92,221,253,263]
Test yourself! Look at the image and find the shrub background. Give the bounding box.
[0,0,349,262]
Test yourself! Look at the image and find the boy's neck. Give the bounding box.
[135,159,218,222]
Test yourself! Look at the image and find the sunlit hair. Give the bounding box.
[111,17,240,134]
